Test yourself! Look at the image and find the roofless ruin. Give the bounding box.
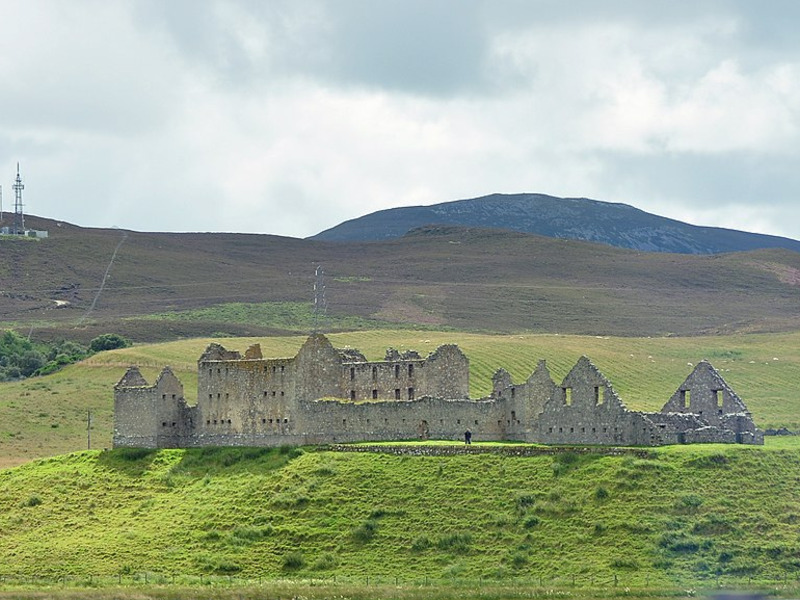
[113,334,762,448]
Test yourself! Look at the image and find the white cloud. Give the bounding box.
[0,0,799,241]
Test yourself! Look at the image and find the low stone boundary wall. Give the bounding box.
[319,444,656,459]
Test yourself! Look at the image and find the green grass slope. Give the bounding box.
[1,441,799,586]
[2,329,800,467]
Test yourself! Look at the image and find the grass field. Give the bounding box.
[2,329,800,467]
[1,440,799,588]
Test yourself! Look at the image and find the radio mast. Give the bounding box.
[12,163,24,235]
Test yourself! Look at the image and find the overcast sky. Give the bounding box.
[1,0,799,240]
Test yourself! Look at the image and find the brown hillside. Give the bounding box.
[2,217,799,341]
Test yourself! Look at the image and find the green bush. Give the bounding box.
[352,519,378,543]
[24,494,42,507]
[88,333,131,353]
[282,551,305,570]
[411,535,431,552]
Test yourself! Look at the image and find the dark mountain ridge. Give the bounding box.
[311,193,800,255]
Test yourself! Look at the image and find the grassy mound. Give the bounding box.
[1,440,798,586]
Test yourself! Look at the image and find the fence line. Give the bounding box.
[0,571,798,590]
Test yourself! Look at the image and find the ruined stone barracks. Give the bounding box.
[113,334,763,448]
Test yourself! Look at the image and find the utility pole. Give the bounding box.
[312,265,327,333]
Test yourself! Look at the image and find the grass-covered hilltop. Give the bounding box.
[1,329,800,592]
[1,440,799,587]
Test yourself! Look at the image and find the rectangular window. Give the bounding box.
[564,388,572,406]
[372,389,378,399]
[408,387,414,400]
[594,386,600,405]
[680,390,690,408]
[350,367,355,380]
[408,364,414,377]
[395,365,400,378]
[350,390,356,401]
[372,366,377,381]
[714,390,722,408]
[395,388,401,399]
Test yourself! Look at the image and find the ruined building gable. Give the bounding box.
[662,360,750,417]
[115,366,149,389]
[558,356,625,410]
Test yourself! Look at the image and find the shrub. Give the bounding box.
[230,525,272,543]
[515,493,536,512]
[674,494,704,512]
[282,551,305,570]
[595,486,609,500]
[411,535,431,552]
[88,333,131,353]
[352,519,378,543]
[509,551,527,568]
[523,516,540,529]
[312,552,337,570]
[24,494,42,507]
[610,558,640,570]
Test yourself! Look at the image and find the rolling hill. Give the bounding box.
[1,216,800,342]
[1,440,799,587]
[311,193,800,255]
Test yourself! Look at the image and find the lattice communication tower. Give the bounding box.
[12,163,24,235]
